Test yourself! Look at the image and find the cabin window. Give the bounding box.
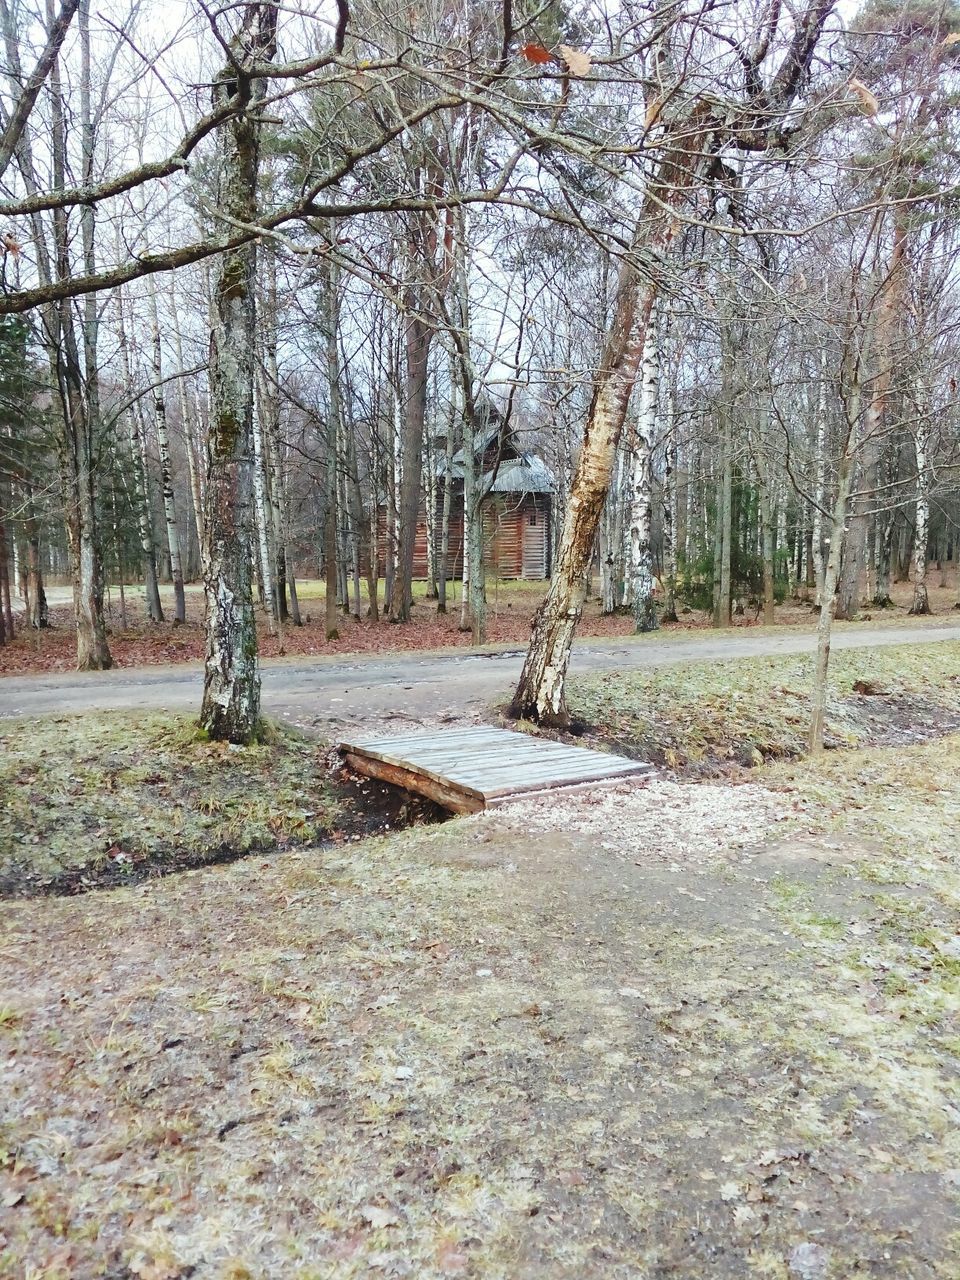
[529,511,537,526]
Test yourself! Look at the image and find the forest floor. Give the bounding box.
[3,574,958,676]
[2,644,960,1277]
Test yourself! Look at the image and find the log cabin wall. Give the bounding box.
[374,492,551,581]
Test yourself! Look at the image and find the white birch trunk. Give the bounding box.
[147,280,185,623]
[911,406,931,615]
[252,406,276,634]
[812,357,828,607]
[627,316,660,633]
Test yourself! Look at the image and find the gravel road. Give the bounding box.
[3,619,959,734]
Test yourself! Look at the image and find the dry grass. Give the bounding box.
[0,712,343,897]
[570,641,960,772]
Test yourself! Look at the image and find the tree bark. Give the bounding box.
[323,259,342,641]
[713,321,735,628]
[147,279,185,623]
[661,380,679,623]
[200,3,277,743]
[910,388,931,614]
[22,484,47,628]
[809,416,857,753]
[389,299,431,621]
[627,316,660,633]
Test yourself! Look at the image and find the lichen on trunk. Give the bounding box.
[199,3,276,744]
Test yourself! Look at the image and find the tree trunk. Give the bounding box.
[838,223,906,620]
[810,422,857,753]
[510,270,657,722]
[323,260,342,641]
[812,359,827,606]
[760,485,776,626]
[661,381,679,623]
[170,285,205,553]
[200,4,276,743]
[509,104,728,722]
[873,511,894,607]
[835,455,870,621]
[437,377,456,615]
[252,403,276,635]
[147,280,185,624]
[0,514,12,641]
[910,408,931,615]
[627,316,660,633]
[389,298,431,621]
[43,0,111,670]
[126,408,164,624]
[713,327,734,628]
[22,485,47,628]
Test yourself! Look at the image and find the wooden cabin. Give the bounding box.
[381,421,555,582]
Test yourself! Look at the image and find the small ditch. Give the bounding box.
[2,756,450,902]
[330,765,451,840]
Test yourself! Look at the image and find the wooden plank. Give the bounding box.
[346,739,645,789]
[345,734,640,779]
[482,764,652,799]
[341,752,483,814]
[340,726,654,813]
[345,728,503,752]
[343,743,487,801]
[442,753,643,785]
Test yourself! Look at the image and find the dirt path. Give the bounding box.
[2,619,960,734]
[3,773,957,1278]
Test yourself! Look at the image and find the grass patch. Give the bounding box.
[766,733,960,878]
[570,640,960,772]
[0,711,344,897]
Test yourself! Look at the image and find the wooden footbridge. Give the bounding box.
[340,725,653,814]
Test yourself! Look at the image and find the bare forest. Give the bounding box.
[4,3,960,1276]
[0,0,958,741]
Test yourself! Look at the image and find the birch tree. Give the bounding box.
[512,1,837,725]
[199,2,278,743]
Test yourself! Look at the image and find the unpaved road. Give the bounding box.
[3,619,959,731]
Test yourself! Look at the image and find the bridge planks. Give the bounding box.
[339,725,653,814]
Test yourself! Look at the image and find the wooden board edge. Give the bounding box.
[341,751,484,815]
[482,766,655,800]
[339,743,486,801]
